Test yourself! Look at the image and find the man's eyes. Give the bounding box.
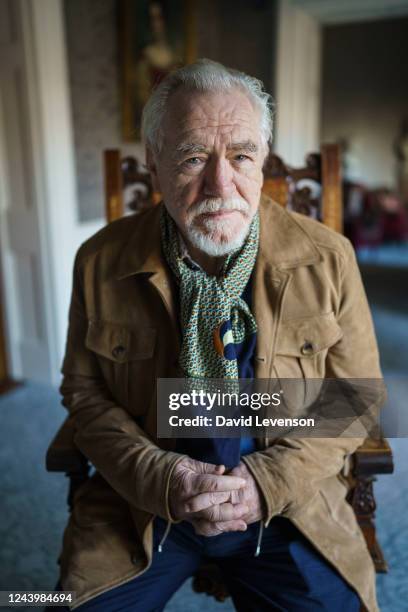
[184,157,203,166]
[182,154,251,166]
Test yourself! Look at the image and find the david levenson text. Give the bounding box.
[168,415,315,428]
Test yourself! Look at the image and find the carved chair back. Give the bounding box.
[103,145,343,231]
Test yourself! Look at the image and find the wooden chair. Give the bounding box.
[46,144,393,603]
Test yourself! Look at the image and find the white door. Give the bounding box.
[0,0,55,383]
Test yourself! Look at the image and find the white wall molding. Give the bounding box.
[25,0,104,384]
[274,0,322,165]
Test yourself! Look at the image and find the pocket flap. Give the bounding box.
[276,311,343,357]
[86,319,156,362]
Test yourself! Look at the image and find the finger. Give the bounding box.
[194,473,246,494]
[195,503,249,522]
[192,461,226,475]
[183,490,231,514]
[192,519,247,537]
[228,466,245,478]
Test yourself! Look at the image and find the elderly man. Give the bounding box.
[55,60,383,611]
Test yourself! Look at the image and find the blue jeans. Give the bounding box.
[49,516,361,611]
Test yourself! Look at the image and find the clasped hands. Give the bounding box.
[169,457,264,536]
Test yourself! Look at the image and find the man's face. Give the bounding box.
[148,88,266,256]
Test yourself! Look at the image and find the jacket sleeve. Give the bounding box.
[59,248,185,520]
[241,238,386,524]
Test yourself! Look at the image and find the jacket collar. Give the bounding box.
[115,194,322,280]
[257,194,322,270]
[116,203,165,279]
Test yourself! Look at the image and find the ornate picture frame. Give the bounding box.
[119,0,197,141]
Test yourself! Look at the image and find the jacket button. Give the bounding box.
[112,345,126,359]
[301,341,314,356]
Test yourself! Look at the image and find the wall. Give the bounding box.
[197,0,276,92]
[321,17,408,188]
[64,0,143,222]
[64,0,277,222]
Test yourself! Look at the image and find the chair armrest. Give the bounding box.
[342,436,393,573]
[46,416,88,473]
[353,437,394,477]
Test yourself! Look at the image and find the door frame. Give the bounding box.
[274,0,322,165]
[0,278,9,388]
[0,0,102,385]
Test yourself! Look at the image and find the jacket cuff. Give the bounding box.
[241,452,287,526]
[162,453,187,523]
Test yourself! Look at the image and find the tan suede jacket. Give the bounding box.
[58,196,384,611]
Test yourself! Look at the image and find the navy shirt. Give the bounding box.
[175,274,256,468]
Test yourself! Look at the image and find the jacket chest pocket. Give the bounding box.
[273,311,343,408]
[85,319,156,415]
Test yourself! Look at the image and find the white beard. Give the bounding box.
[184,197,253,256]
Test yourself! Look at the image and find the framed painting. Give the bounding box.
[119,0,197,141]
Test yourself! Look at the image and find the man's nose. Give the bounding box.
[203,157,235,199]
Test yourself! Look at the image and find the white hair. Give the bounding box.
[141,58,275,156]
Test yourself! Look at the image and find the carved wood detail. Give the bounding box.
[349,476,377,517]
[262,150,326,221]
[121,156,154,213]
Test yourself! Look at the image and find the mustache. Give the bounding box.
[189,197,250,216]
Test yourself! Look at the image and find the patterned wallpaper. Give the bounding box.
[64,0,143,222]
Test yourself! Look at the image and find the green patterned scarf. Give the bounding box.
[160,206,259,379]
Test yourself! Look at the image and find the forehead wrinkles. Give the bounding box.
[180,121,255,142]
[177,106,255,131]
[175,132,256,158]
[167,115,261,151]
[162,90,260,141]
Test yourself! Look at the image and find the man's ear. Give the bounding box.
[145,146,161,193]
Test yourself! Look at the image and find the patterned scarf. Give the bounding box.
[160,206,259,379]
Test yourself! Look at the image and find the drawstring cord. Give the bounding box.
[157,520,172,552]
[157,518,265,556]
[254,520,264,557]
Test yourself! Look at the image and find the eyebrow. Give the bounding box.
[175,140,259,157]
[227,140,259,153]
[175,143,209,155]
